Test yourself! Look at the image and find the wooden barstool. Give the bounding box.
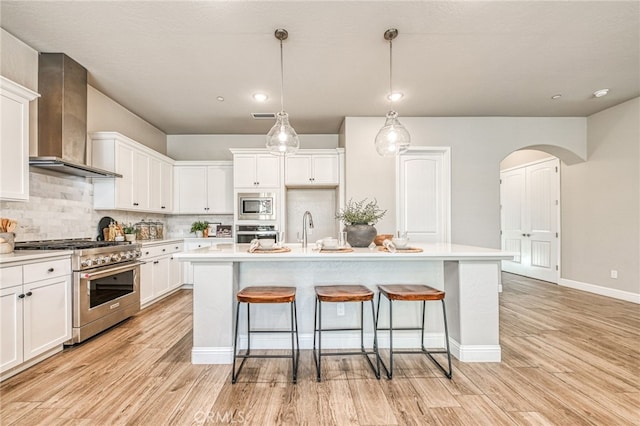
[376,284,452,379]
[313,285,380,381]
[232,286,300,384]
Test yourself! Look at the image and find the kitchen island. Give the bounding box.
[175,242,514,364]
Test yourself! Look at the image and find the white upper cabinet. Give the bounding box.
[285,151,340,186]
[91,132,174,213]
[173,162,233,214]
[0,77,40,202]
[231,151,281,188]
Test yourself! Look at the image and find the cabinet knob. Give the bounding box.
[153,260,159,264]
[162,248,166,252]
[18,293,25,299]
[48,267,54,272]
[161,206,166,209]
[25,291,33,297]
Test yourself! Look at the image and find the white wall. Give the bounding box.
[500,149,554,170]
[167,134,338,161]
[341,116,587,247]
[562,97,639,296]
[87,86,167,154]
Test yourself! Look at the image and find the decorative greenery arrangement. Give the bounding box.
[335,198,386,225]
[190,221,209,233]
[123,223,136,235]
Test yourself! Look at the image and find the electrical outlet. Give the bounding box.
[337,303,345,316]
[610,270,618,279]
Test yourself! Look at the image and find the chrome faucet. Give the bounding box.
[302,211,314,248]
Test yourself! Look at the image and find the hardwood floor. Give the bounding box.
[1,273,639,425]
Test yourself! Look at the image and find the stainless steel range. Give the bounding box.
[14,239,142,344]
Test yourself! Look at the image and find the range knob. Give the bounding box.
[82,258,93,268]
[95,257,104,265]
[111,253,122,262]
[102,256,112,264]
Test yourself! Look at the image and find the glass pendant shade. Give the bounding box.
[375,110,410,156]
[266,111,300,155]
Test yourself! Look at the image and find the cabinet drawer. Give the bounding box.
[0,265,23,289]
[23,259,71,283]
[141,243,182,259]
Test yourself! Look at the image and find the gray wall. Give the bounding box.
[562,97,639,295]
[341,116,587,247]
[500,150,554,170]
[167,134,338,160]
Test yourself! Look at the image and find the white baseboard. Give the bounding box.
[192,346,233,364]
[559,278,640,304]
[450,339,501,362]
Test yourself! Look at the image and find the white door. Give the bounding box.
[0,285,24,373]
[396,147,451,242]
[501,158,559,283]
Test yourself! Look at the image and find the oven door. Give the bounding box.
[74,262,141,327]
[236,232,278,244]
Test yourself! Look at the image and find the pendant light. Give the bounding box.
[266,28,300,156]
[375,28,410,157]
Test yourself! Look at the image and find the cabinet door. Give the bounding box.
[207,165,233,214]
[0,285,23,373]
[233,155,257,187]
[23,276,71,361]
[148,157,162,212]
[285,156,312,185]
[311,155,339,185]
[133,150,150,210]
[0,89,31,201]
[139,261,154,306]
[255,154,280,187]
[160,161,173,212]
[152,257,171,298]
[115,142,134,208]
[169,254,183,290]
[175,166,208,213]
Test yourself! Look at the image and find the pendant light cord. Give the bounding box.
[280,38,285,112]
[389,37,393,109]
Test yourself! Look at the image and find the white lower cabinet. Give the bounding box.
[139,241,184,307]
[1,256,72,378]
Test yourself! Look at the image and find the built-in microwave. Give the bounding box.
[237,192,276,221]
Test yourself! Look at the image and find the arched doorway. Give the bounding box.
[500,149,561,283]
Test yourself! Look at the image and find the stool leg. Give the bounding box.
[371,298,381,379]
[246,303,251,355]
[442,299,453,379]
[421,300,426,351]
[292,299,300,383]
[388,299,394,379]
[360,301,365,352]
[376,293,391,379]
[231,301,242,384]
[314,298,323,381]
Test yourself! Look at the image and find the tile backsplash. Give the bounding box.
[0,171,232,242]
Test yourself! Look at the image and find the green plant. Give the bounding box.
[335,198,386,225]
[123,223,136,234]
[190,221,209,233]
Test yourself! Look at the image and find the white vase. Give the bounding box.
[195,230,204,238]
[125,234,136,242]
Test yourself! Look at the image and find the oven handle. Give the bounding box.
[80,261,143,281]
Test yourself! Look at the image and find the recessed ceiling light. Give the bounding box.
[387,92,404,102]
[551,94,562,100]
[253,93,268,102]
[216,96,224,102]
[593,89,609,98]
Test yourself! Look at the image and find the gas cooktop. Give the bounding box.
[14,239,132,251]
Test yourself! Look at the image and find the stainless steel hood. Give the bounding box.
[30,53,120,178]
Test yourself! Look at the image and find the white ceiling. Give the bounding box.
[2,1,638,135]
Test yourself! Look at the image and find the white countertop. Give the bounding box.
[0,250,73,265]
[175,242,516,262]
[139,238,185,246]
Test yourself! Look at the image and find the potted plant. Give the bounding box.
[335,198,386,247]
[190,220,209,238]
[123,223,136,242]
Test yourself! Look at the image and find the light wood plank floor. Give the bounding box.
[1,273,639,425]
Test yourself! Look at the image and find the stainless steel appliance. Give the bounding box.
[236,225,278,243]
[237,192,276,221]
[14,239,142,344]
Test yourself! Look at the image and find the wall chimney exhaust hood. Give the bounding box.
[30,53,121,178]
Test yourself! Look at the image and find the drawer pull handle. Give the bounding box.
[153,260,159,264]
[25,291,32,297]
[48,267,54,272]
